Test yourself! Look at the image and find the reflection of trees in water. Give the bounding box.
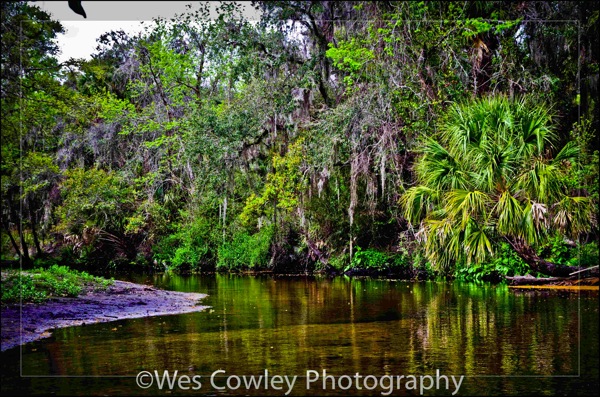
[409,283,578,376]
[26,278,587,381]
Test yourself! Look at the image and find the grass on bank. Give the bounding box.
[1,265,113,304]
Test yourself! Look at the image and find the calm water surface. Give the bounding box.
[1,274,598,395]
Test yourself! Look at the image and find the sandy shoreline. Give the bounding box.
[0,279,209,352]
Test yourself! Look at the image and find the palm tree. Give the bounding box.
[402,95,595,277]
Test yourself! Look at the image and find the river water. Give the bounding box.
[1,274,598,395]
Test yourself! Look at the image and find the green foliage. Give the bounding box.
[538,235,572,265]
[97,91,136,124]
[217,225,274,271]
[537,237,599,268]
[348,246,390,272]
[454,262,501,282]
[459,17,521,39]
[19,152,60,197]
[327,252,350,272]
[1,265,112,304]
[57,169,126,230]
[346,247,415,274]
[326,38,375,87]
[1,274,47,304]
[493,244,531,276]
[2,1,596,277]
[574,242,600,268]
[240,138,306,228]
[402,95,594,274]
[342,246,436,279]
[455,243,531,281]
[410,252,437,279]
[569,109,599,207]
[52,168,140,265]
[152,217,215,271]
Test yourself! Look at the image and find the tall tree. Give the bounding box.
[1,2,65,264]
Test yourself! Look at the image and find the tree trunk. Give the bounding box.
[28,203,43,257]
[507,237,584,278]
[3,225,22,259]
[7,195,32,265]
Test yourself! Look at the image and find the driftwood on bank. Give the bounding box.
[506,274,599,286]
[506,275,564,285]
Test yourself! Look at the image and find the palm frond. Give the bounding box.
[411,94,590,271]
[552,140,579,164]
[552,195,594,238]
[515,159,564,203]
[495,190,524,235]
[520,201,542,245]
[401,185,439,225]
[417,140,467,190]
[423,217,459,271]
[464,227,493,265]
[445,189,489,228]
[515,102,556,158]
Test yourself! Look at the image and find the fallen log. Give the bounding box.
[506,275,564,286]
[569,265,599,276]
[508,285,599,291]
[506,275,599,286]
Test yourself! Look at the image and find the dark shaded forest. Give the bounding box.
[2,1,598,280]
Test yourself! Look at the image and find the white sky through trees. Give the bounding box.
[30,1,262,63]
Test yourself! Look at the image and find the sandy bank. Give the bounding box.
[1,279,208,352]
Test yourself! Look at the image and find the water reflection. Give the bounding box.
[1,275,598,395]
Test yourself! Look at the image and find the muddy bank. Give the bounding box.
[1,279,208,352]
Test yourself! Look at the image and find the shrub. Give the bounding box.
[152,217,216,271]
[217,225,274,271]
[328,252,350,272]
[455,243,531,281]
[1,274,47,303]
[1,265,112,304]
[568,242,599,268]
[346,246,390,272]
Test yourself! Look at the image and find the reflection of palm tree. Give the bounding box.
[402,95,593,276]
[68,1,86,18]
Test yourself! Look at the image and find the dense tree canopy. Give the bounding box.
[1,1,598,279]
